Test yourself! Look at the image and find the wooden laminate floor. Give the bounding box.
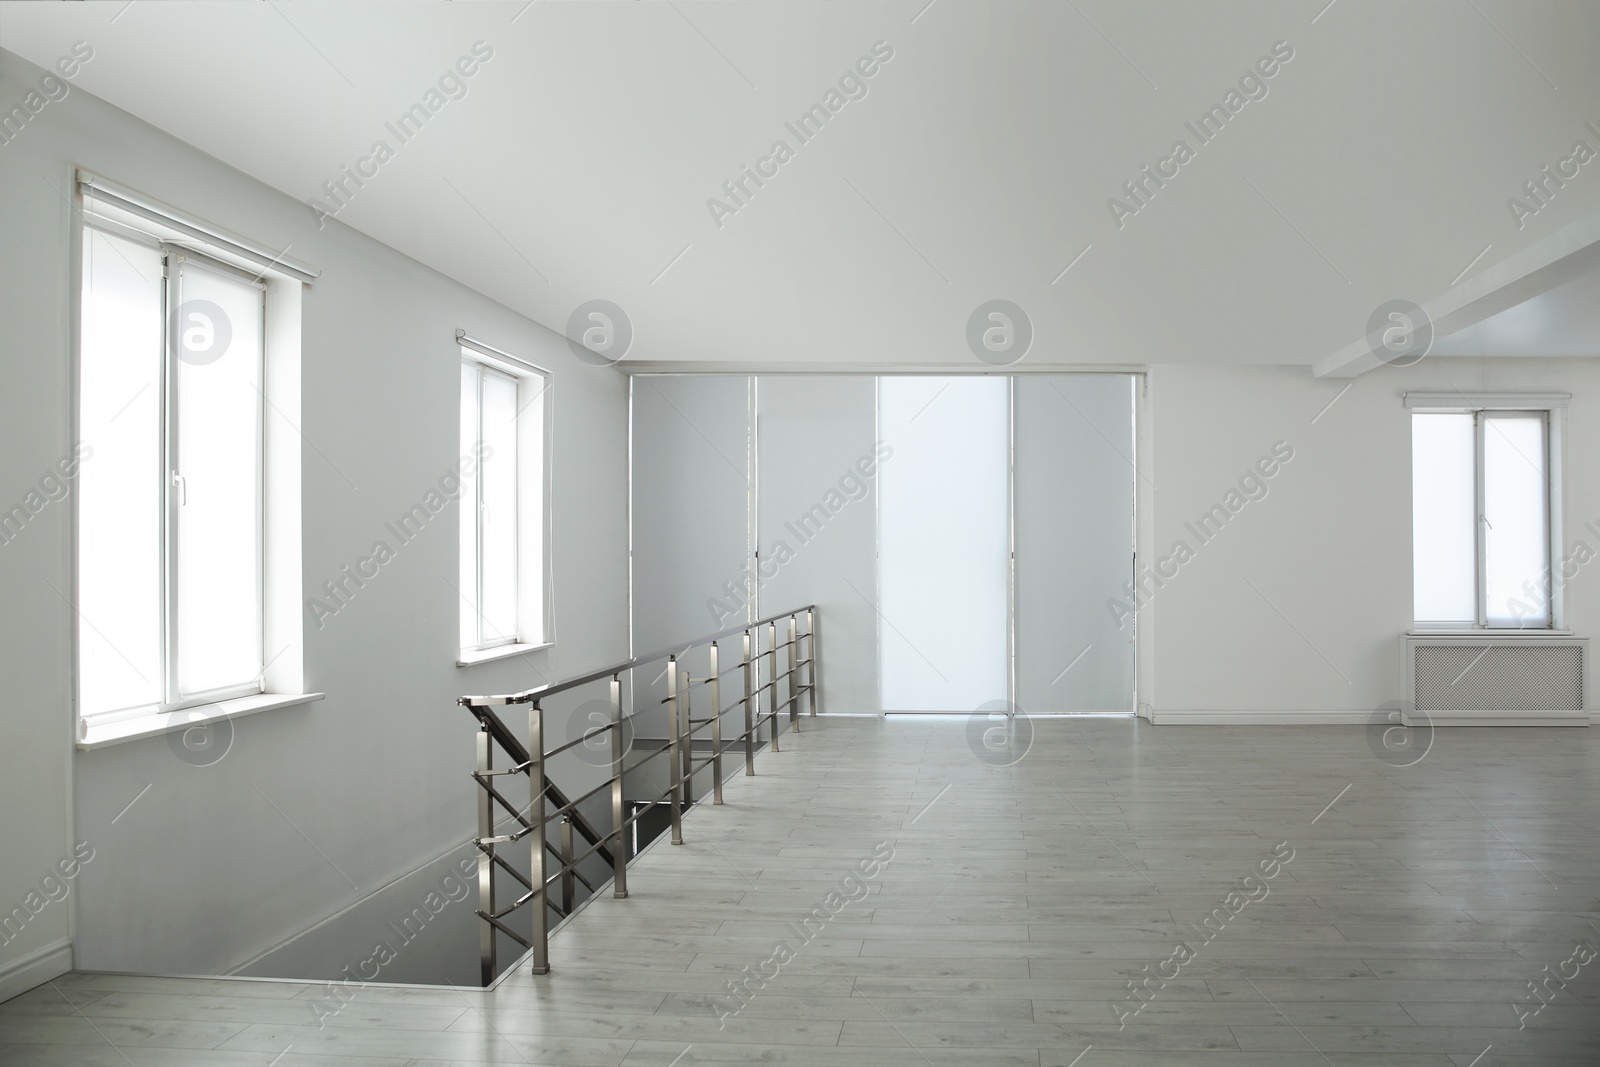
[4,715,1599,1065]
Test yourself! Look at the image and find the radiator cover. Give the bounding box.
[1402,634,1590,726]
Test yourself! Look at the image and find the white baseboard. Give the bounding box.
[1148,709,1376,725]
[0,939,72,1004]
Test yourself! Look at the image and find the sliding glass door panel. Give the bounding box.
[877,376,1010,712]
[1013,375,1136,713]
[630,375,753,653]
[756,376,881,714]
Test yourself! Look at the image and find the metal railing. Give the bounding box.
[457,606,819,985]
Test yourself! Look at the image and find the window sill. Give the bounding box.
[76,692,325,750]
[1408,628,1572,637]
[457,642,552,667]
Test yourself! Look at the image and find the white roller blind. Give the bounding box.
[756,376,881,714]
[1013,375,1136,713]
[630,376,753,653]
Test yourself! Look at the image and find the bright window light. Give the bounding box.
[79,228,164,716]
[78,229,267,718]
[877,376,1009,710]
[1412,409,1550,629]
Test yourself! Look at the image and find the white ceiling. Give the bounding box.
[4,0,1600,368]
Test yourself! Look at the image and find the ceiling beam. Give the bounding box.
[1314,210,1600,378]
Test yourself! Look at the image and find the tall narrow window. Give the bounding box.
[79,228,266,718]
[1412,408,1552,629]
[459,346,547,656]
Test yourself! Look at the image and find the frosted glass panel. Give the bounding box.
[756,376,880,714]
[878,377,1009,711]
[1014,376,1136,712]
[1413,413,1475,624]
[1484,414,1548,627]
[79,229,164,715]
[630,376,752,653]
[174,261,263,697]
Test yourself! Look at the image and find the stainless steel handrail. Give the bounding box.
[460,610,817,707]
[458,605,820,985]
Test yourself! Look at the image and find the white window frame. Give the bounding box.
[1406,392,1567,633]
[74,173,321,749]
[457,332,553,665]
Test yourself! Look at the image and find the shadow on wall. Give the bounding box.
[234,837,498,991]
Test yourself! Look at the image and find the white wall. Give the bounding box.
[1141,358,1600,722]
[0,51,80,999]
[0,48,629,986]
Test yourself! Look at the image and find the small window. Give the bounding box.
[79,227,266,717]
[1412,409,1552,629]
[458,345,548,656]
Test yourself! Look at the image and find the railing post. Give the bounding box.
[667,658,683,845]
[528,700,550,975]
[767,621,780,751]
[742,629,755,776]
[805,608,818,716]
[609,673,628,898]
[475,723,496,987]
[710,641,724,805]
[788,614,800,732]
[559,815,576,916]
[681,671,694,807]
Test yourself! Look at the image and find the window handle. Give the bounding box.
[171,470,186,505]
